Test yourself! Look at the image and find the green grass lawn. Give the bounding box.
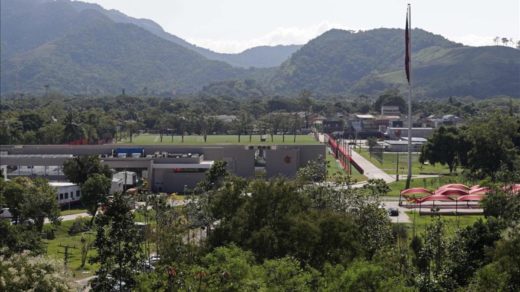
[387,175,478,197]
[356,148,451,175]
[60,208,88,216]
[119,134,319,145]
[44,220,98,280]
[404,211,485,238]
[326,151,367,182]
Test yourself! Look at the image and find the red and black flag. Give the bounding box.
[405,4,411,84]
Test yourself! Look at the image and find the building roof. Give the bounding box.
[49,182,77,187]
[355,114,375,119]
[400,137,428,142]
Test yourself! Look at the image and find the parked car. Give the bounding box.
[388,208,399,216]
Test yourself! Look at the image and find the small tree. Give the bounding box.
[81,174,111,225]
[296,157,327,184]
[63,155,111,186]
[90,193,143,291]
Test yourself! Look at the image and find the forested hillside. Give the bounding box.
[270,28,520,98]
[2,0,519,98]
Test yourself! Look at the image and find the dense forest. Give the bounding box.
[1,91,519,145]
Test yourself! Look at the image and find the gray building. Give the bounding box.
[0,144,325,193]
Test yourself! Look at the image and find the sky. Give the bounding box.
[78,0,520,53]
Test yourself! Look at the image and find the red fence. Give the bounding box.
[326,134,364,174]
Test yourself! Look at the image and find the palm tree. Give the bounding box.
[62,112,85,143]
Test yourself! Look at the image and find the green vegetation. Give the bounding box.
[356,148,451,175]
[326,152,366,182]
[3,0,520,97]
[43,220,98,280]
[387,175,476,196]
[404,212,484,237]
[60,208,88,216]
[119,133,318,145]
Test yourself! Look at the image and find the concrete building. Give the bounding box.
[381,106,401,116]
[1,144,325,193]
[384,127,434,140]
[49,181,81,205]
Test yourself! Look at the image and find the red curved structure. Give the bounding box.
[401,188,433,196]
[457,194,484,202]
[435,188,469,196]
[416,194,453,203]
[469,187,490,196]
[438,183,470,191]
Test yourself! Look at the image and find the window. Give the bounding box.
[70,191,73,198]
[65,193,68,199]
[76,190,80,197]
[59,193,63,200]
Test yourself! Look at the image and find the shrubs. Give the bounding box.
[43,225,56,240]
[68,217,89,235]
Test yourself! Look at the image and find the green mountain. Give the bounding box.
[67,0,302,68]
[270,29,520,98]
[0,0,254,95]
[2,0,518,98]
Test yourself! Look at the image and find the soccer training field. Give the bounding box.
[117,134,320,145]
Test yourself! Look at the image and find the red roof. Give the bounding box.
[457,194,485,201]
[401,188,433,196]
[416,194,453,203]
[438,183,470,191]
[435,188,469,196]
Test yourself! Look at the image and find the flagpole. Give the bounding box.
[406,4,413,189]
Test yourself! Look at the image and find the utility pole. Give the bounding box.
[58,244,77,270]
[396,151,400,181]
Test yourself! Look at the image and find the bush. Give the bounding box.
[68,218,89,235]
[43,225,56,240]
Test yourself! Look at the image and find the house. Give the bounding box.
[384,127,434,140]
[49,182,81,205]
[344,114,383,139]
[381,106,401,116]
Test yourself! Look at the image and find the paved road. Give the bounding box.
[44,212,91,224]
[349,149,396,183]
[380,200,411,223]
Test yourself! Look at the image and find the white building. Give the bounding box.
[49,182,81,205]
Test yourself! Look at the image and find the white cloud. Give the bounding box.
[188,24,517,53]
[447,34,496,47]
[186,21,354,53]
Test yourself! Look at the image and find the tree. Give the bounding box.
[0,177,60,232]
[232,112,251,143]
[296,157,327,184]
[298,90,314,128]
[62,112,85,143]
[416,216,453,291]
[501,37,509,46]
[197,160,229,192]
[320,261,411,292]
[124,120,140,143]
[464,114,520,179]
[292,113,302,142]
[447,218,502,286]
[494,36,500,45]
[0,252,76,291]
[63,155,111,186]
[38,122,64,144]
[420,126,469,173]
[374,89,406,114]
[81,174,111,224]
[90,193,144,291]
[18,113,44,132]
